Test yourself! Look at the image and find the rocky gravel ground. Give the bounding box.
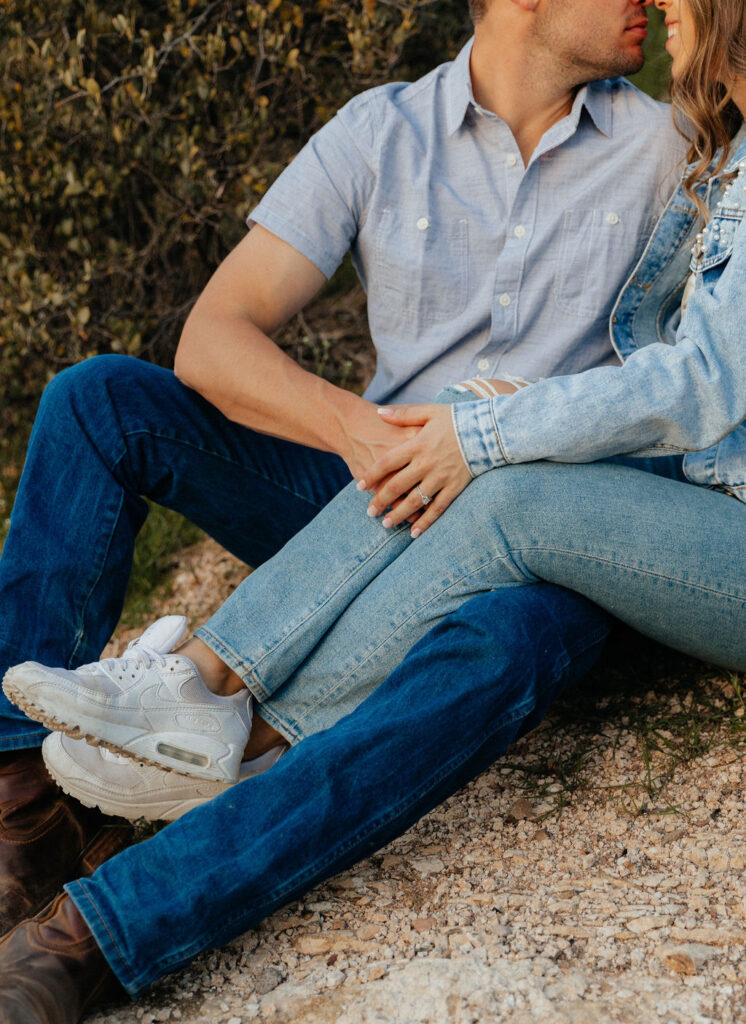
[91,538,746,1024]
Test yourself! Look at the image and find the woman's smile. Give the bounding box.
[655,0,695,74]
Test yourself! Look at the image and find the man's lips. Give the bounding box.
[625,21,648,41]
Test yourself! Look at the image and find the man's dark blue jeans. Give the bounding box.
[0,356,610,995]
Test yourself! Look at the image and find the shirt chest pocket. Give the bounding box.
[369,208,469,331]
[553,207,653,320]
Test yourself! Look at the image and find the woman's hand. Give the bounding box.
[339,399,420,481]
[357,404,472,537]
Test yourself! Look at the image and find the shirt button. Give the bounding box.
[499,293,511,307]
[506,154,518,167]
[416,217,429,231]
[605,212,620,226]
[478,358,490,372]
[513,225,526,238]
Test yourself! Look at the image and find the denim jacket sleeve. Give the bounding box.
[451,207,746,476]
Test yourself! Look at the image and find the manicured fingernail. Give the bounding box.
[411,527,422,539]
[382,516,393,528]
[356,480,367,491]
[377,407,392,415]
[367,505,379,517]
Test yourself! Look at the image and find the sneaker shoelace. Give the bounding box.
[79,637,169,675]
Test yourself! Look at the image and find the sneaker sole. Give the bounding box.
[3,668,238,783]
[42,740,229,822]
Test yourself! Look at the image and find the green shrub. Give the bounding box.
[0,0,471,444]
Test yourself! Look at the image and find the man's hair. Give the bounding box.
[468,0,489,22]
[674,0,746,212]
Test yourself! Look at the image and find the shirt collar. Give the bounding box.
[539,81,613,142]
[444,38,476,136]
[579,81,613,138]
[444,38,613,139]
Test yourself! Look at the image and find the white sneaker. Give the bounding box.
[3,616,252,783]
[42,732,285,822]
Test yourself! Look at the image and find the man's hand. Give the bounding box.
[339,401,421,482]
[357,404,472,537]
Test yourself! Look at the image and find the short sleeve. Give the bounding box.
[247,97,379,279]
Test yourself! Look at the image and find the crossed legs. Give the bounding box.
[3,356,745,1008]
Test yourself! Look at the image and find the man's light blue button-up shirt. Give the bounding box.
[249,39,685,407]
[448,129,746,504]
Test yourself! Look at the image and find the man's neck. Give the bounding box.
[470,18,582,165]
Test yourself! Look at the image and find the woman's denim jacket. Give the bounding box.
[451,127,746,505]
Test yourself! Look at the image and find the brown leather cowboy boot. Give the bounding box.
[0,748,133,936]
[0,891,125,1024]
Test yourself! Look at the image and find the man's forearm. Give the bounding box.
[174,308,417,481]
[175,310,366,455]
[172,225,423,479]
[170,224,416,477]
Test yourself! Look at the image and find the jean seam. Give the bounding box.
[0,731,50,748]
[296,552,530,720]
[489,399,510,465]
[515,544,746,603]
[196,525,411,699]
[225,530,413,692]
[295,594,610,736]
[266,601,611,747]
[67,880,138,990]
[249,702,305,745]
[140,693,540,979]
[195,627,271,701]
[68,483,127,668]
[449,404,476,480]
[120,429,337,511]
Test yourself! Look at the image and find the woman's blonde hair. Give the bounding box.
[672,0,746,210]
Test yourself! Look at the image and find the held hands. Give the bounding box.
[348,379,521,536]
[357,404,472,537]
[340,401,420,482]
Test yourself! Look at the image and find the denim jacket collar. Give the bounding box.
[691,140,746,270]
[611,124,746,361]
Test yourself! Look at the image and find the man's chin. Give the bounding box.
[615,42,647,77]
[583,51,646,83]
[625,52,647,77]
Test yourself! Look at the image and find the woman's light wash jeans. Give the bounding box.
[73,452,744,996]
[196,450,746,744]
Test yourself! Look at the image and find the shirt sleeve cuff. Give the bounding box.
[451,397,509,476]
[247,207,344,281]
